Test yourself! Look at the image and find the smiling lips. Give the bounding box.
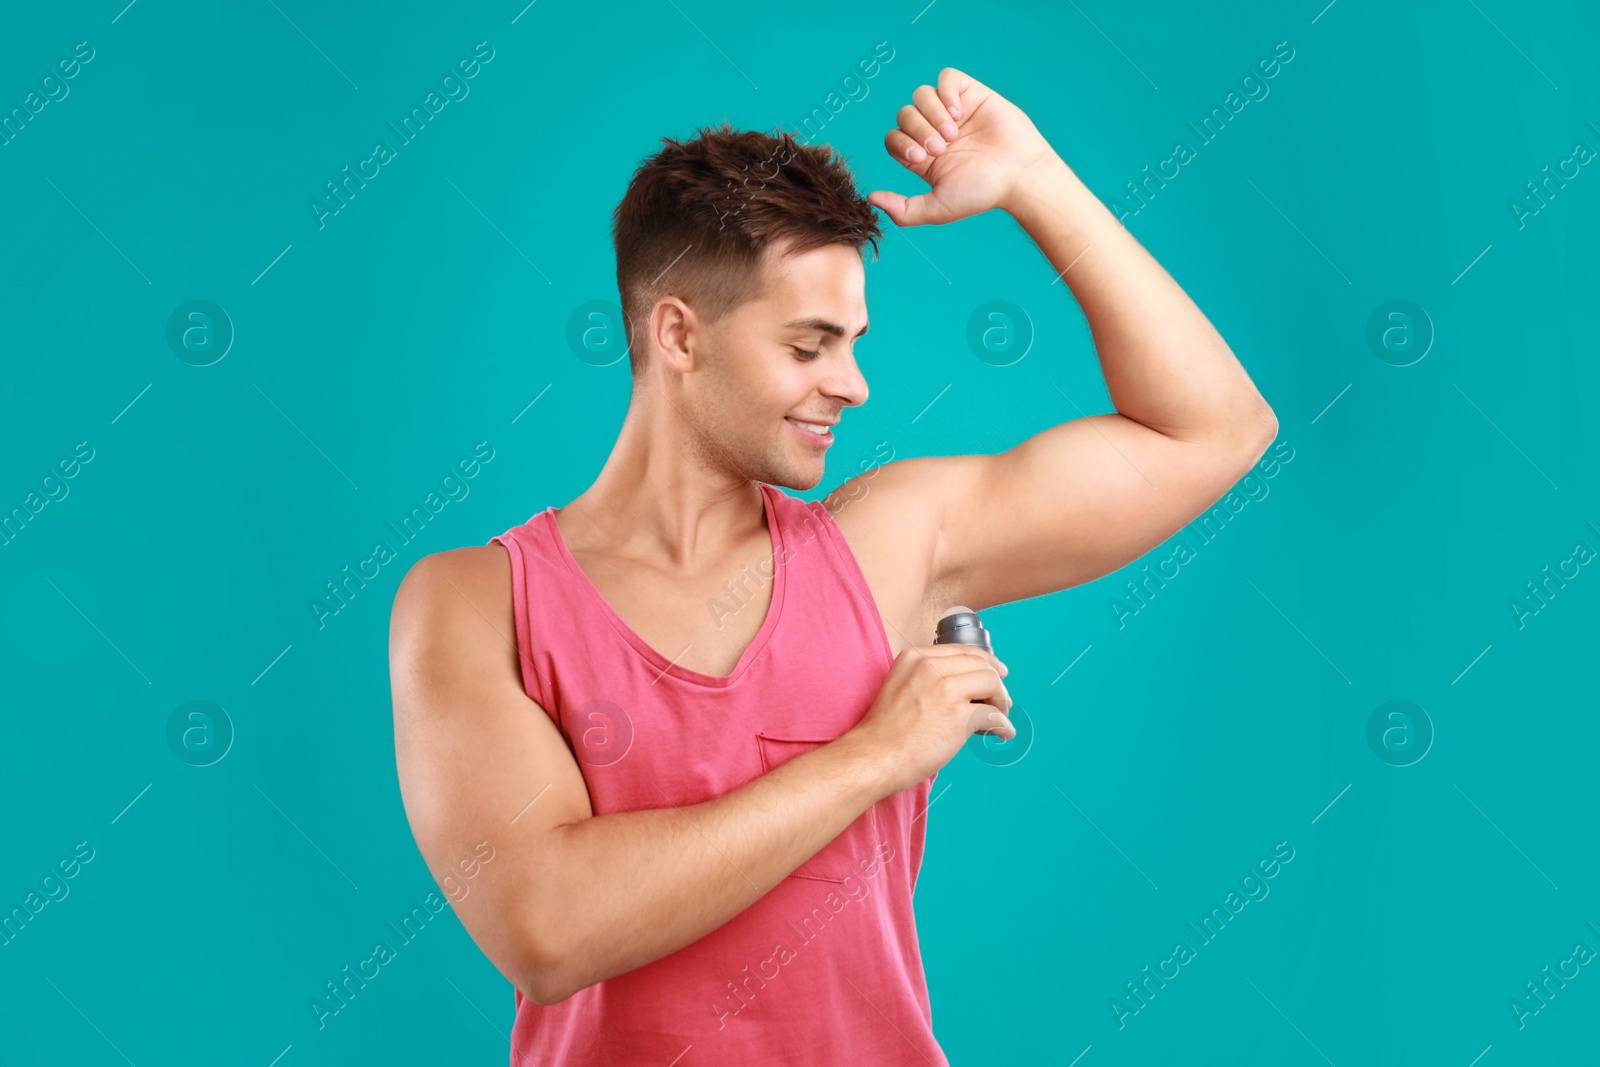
[785,417,835,444]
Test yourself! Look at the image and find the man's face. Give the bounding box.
[682,241,870,491]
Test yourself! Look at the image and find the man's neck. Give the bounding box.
[563,472,767,573]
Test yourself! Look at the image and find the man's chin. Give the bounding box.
[763,459,825,492]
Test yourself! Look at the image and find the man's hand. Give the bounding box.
[866,66,1060,227]
[846,643,1013,797]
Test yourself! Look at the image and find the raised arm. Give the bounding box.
[865,68,1278,610]
[388,546,1008,1004]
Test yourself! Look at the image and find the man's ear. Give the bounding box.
[649,295,688,375]
[650,296,701,376]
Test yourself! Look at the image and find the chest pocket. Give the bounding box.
[756,732,885,883]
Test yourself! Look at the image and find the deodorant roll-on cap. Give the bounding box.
[933,605,992,652]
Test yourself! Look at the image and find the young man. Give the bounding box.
[390,67,1277,1064]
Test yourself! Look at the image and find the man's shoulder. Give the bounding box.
[400,543,510,595]
[811,456,953,653]
[391,544,514,644]
[818,455,946,558]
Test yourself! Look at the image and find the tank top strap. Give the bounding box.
[486,509,576,722]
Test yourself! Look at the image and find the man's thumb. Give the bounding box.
[868,190,923,227]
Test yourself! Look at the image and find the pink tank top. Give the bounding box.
[486,481,945,1065]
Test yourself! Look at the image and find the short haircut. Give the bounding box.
[611,120,882,379]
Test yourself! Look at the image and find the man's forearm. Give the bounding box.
[520,729,892,1003]
[1003,154,1275,443]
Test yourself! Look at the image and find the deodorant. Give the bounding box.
[933,605,992,652]
[934,605,1006,734]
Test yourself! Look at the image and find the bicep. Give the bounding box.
[933,413,1274,610]
[389,547,592,992]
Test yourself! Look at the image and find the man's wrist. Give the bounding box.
[831,725,899,804]
[1002,154,1106,242]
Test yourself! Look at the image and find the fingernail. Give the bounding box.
[938,121,957,141]
[948,102,961,119]
[906,143,927,163]
[925,134,946,153]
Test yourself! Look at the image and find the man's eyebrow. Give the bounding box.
[783,316,869,340]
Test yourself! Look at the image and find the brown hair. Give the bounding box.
[611,120,882,380]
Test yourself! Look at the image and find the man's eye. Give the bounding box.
[791,346,821,360]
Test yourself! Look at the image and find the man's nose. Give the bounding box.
[827,350,869,407]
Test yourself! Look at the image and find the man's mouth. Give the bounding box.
[785,417,835,444]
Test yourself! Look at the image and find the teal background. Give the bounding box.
[3,0,1596,1063]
